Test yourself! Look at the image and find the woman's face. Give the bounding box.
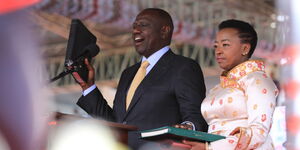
[214,28,249,71]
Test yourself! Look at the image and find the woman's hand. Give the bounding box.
[183,140,206,150]
[229,127,241,136]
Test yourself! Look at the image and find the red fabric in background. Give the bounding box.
[0,0,39,14]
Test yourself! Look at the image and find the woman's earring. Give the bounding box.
[242,52,248,56]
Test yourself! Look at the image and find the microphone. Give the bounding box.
[49,44,100,83]
[65,44,100,69]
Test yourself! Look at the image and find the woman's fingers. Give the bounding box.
[229,127,240,135]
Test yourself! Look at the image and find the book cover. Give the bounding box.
[140,126,225,142]
[65,19,97,82]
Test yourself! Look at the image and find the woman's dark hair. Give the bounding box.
[218,19,258,58]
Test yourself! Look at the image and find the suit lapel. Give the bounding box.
[123,50,174,120]
[118,63,140,120]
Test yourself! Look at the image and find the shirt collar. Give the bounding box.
[141,46,170,74]
[141,46,169,66]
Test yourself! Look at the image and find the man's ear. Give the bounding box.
[161,25,171,39]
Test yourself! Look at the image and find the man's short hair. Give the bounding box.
[142,8,174,37]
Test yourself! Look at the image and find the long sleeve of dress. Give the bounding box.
[242,72,277,149]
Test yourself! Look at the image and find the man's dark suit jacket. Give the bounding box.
[77,50,207,150]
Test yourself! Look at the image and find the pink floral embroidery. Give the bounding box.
[239,70,246,76]
[211,97,215,105]
[231,76,237,80]
[258,62,263,70]
[221,78,240,89]
[261,114,267,122]
[219,99,223,105]
[228,139,234,144]
[247,63,253,68]
[262,88,267,94]
[223,77,228,82]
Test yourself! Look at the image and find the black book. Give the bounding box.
[65,19,97,82]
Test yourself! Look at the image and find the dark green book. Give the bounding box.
[140,126,225,142]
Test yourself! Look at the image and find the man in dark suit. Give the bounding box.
[72,8,207,150]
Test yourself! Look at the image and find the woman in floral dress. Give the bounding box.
[183,19,278,150]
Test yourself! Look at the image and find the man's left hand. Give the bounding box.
[173,123,193,130]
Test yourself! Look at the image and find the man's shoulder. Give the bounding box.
[171,53,200,66]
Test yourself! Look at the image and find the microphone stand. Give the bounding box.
[49,70,73,83]
[48,65,76,83]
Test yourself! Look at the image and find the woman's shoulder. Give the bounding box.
[242,69,272,83]
[241,70,278,94]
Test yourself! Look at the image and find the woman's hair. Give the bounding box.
[218,19,258,58]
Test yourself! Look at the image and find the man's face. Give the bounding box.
[132,11,165,58]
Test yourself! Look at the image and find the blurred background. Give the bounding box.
[2,0,300,149]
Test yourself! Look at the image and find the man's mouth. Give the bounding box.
[134,37,144,45]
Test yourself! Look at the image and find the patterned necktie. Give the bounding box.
[126,61,150,110]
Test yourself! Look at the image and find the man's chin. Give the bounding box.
[135,48,146,56]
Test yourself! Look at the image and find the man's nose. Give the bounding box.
[133,27,141,34]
